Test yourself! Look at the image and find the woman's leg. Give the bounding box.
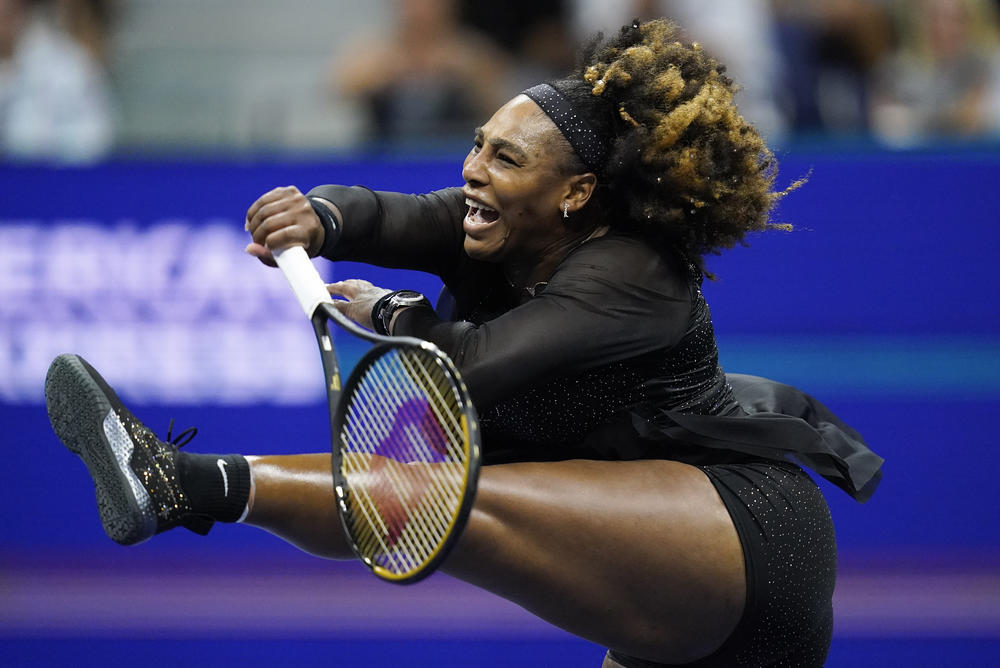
[243,455,745,665]
[45,352,740,664]
[46,353,743,663]
[243,454,353,559]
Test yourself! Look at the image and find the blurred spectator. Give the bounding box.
[772,0,894,135]
[458,0,576,91]
[870,0,1000,144]
[56,0,116,65]
[332,0,511,144]
[569,0,788,140]
[0,0,115,162]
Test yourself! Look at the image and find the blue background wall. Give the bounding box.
[2,150,998,666]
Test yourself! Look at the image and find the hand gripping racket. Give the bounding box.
[274,246,481,583]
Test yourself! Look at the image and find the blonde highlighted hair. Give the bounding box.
[552,20,802,276]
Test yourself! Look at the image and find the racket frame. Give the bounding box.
[331,335,480,583]
[276,247,481,584]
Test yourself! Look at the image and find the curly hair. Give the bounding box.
[549,20,801,275]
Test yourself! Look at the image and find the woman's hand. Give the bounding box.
[327,279,392,330]
[245,186,325,266]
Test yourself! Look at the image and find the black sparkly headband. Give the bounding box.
[521,83,608,174]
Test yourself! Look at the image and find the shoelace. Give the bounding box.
[165,418,198,448]
[164,418,213,536]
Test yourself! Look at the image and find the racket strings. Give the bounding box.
[339,348,471,576]
[349,360,465,518]
[374,352,465,554]
[343,381,461,565]
[344,384,461,568]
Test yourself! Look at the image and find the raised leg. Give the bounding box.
[45,353,744,663]
[244,455,745,664]
[244,454,353,559]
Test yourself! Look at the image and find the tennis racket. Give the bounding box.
[274,246,481,584]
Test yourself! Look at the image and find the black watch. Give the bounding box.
[372,290,431,335]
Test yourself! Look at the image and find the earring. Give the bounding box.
[563,202,569,219]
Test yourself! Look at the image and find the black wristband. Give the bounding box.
[308,197,341,258]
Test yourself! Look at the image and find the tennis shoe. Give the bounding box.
[44,354,213,545]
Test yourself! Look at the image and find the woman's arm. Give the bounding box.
[393,237,692,408]
[308,185,467,276]
[245,184,467,277]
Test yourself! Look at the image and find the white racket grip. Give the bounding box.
[273,246,333,318]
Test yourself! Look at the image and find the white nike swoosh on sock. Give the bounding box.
[217,459,229,497]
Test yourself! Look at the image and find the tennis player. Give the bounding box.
[47,20,882,667]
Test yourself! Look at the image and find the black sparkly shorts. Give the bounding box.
[608,459,837,668]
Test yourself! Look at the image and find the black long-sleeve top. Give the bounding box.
[309,184,740,464]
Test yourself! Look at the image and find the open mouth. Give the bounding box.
[464,197,501,227]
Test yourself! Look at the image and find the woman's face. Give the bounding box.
[461,95,577,265]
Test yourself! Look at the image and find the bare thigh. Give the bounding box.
[246,455,745,664]
[443,459,746,665]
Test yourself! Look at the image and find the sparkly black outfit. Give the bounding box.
[309,184,883,667]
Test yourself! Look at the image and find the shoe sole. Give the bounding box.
[45,354,157,545]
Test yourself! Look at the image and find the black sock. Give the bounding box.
[176,452,252,523]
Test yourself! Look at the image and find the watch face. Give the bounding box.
[379,291,429,335]
[392,291,427,306]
